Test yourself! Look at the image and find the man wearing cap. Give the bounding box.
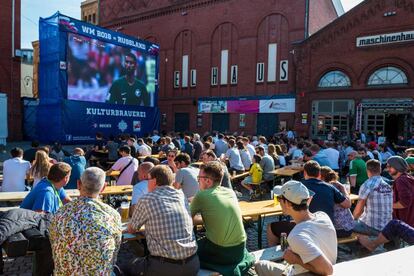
[387,156,414,227]
[267,161,350,245]
[405,156,414,175]
[256,181,336,276]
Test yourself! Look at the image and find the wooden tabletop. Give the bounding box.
[137,154,161,160]
[191,162,203,168]
[238,194,359,218]
[271,166,304,177]
[0,185,133,202]
[107,170,120,177]
[230,171,250,181]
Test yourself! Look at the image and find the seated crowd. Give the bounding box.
[1,129,414,275]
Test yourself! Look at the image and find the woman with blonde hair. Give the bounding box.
[30,150,52,187]
[267,144,280,168]
[274,144,286,167]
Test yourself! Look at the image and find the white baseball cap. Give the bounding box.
[273,180,314,205]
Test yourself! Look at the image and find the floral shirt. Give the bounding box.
[49,197,122,276]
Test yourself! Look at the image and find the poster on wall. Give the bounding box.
[239,114,246,128]
[259,98,295,113]
[198,100,227,113]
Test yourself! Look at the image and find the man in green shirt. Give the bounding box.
[106,52,150,106]
[348,150,368,194]
[191,162,254,276]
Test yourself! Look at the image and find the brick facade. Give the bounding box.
[295,0,414,139]
[0,0,21,141]
[99,0,339,135]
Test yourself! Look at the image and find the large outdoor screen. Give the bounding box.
[67,32,157,107]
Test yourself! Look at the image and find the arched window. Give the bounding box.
[367,66,408,86]
[318,71,351,88]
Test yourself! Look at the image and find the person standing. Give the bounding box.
[125,165,199,275]
[49,167,122,275]
[2,147,31,192]
[63,148,87,190]
[348,150,369,194]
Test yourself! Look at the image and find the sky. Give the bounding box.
[20,0,365,49]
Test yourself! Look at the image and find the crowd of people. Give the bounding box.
[1,128,414,275]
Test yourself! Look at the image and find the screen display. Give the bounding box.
[67,33,157,107]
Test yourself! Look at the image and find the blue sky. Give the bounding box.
[20,0,365,49]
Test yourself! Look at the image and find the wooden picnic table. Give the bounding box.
[107,170,120,177]
[137,154,161,160]
[191,161,203,168]
[230,171,250,182]
[0,185,133,202]
[331,245,414,276]
[238,194,359,249]
[271,166,304,177]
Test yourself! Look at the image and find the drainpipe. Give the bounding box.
[304,0,310,39]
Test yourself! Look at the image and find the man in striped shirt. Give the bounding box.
[125,165,199,275]
[353,159,393,236]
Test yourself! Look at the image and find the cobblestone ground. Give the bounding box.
[2,217,387,275]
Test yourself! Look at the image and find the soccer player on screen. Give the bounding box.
[106,52,150,106]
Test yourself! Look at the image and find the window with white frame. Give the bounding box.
[367,66,408,86]
[318,70,351,88]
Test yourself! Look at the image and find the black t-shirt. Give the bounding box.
[23,148,37,163]
[107,76,149,106]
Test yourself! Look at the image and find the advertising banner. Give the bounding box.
[259,98,295,113]
[61,100,159,142]
[198,97,295,113]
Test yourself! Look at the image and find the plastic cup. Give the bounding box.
[120,201,130,222]
[344,183,351,194]
[274,194,279,206]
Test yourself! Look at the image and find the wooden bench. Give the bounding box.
[196,246,283,276]
[252,245,284,262]
[338,233,358,244]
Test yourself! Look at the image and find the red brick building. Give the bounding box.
[99,0,343,136]
[0,0,21,141]
[295,0,414,140]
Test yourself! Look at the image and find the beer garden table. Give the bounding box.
[0,185,133,202]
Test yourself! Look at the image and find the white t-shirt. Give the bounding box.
[2,157,31,192]
[111,156,139,186]
[137,143,152,156]
[288,212,337,275]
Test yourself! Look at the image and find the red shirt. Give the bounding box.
[393,173,414,227]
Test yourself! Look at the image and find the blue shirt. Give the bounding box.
[20,178,67,214]
[63,155,86,189]
[131,180,148,205]
[313,150,330,167]
[302,178,346,223]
